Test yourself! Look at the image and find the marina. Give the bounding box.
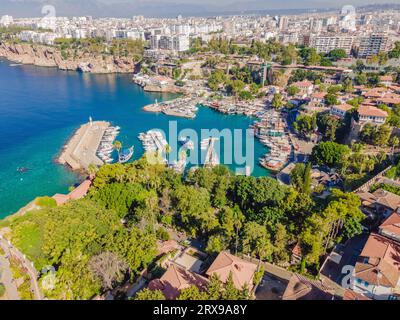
[206,99,293,173]
[96,125,120,164]
[143,96,200,119]
[203,99,267,117]
[138,130,169,164]
[0,62,268,217]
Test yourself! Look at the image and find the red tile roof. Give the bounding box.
[380,211,400,239]
[332,103,353,112]
[148,263,209,300]
[206,251,258,290]
[52,179,92,205]
[291,80,314,89]
[343,289,371,300]
[358,105,388,118]
[355,233,400,288]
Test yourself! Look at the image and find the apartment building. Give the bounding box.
[357,33,389,58]
[150,34,189,52]
[309,34,354,55]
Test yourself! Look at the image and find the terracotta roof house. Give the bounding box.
[291,80,314,97]
[357,105,388,125]
[206,251,258,290]
[52,179,92,206]
[372,189,400,217]
[363,87,388,99]
[379,75,394,86]
[156,240,181,256]
[379,210,400,243]
[377,93,400,106]
[310,92,327,106]
[343,289,371,300]
[148,263,209,300]
[357,189,400,219]
[282,274,335,300]
[353,233,400,300]
[330,103,353,119]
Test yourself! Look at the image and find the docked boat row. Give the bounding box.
[138,130,169,163]
[255,111,292,172]
[204,100,266,117]
[96,126,120,164]
[259,135,292,172]
[160,97,199,119]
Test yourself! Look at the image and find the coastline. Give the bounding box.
[0,42,139,74]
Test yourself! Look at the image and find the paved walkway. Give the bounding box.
[0,249,19,300]
[0,230,42,300]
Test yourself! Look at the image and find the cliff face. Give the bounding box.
[0,42,138,74]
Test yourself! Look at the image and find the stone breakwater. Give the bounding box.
[57,121,110,172]
[0,42,139,74]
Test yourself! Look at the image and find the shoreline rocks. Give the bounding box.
[0,42,139,74]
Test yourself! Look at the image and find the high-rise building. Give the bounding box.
[309,35,354,55]
[150,34,189,52]
[357,33,389,58]
[279,16,288,31]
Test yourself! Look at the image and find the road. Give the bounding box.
[0,250,19,300]
[0,230,42,300]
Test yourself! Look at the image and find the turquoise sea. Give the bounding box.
[0,59,268,218]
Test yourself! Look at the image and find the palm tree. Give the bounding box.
[232,206,244,254]
[164,144,171,164]
[87,163,98,179]
[390,136,399,159]
[113,140,122,157]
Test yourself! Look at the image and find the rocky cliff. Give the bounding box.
[0,42,138,74]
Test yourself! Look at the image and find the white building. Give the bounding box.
[309,35,354,55]
[150,34,189,52]
[353,233,400,300]
[0,15,13,27]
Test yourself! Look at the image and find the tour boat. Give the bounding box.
[119,146,134,164]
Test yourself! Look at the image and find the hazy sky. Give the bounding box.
[0,0,398,17]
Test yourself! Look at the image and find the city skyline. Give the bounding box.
[0,0,399,18]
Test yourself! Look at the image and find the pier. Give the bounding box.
[143,96,202,119]
[57,120,110,171]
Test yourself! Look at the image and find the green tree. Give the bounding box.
[177,285,206,300]
[311,141,350,168]
[135,288,165,300]
[242,222,272,261]
[273,223,289,264]
[113,140,122,157]
[206,274,223,300]
[293,113,317,138]
[328,49,347,61]
[222,272,240,300]
[287,86,300,96]
[325,93,338,106]
[271,93,283,109]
